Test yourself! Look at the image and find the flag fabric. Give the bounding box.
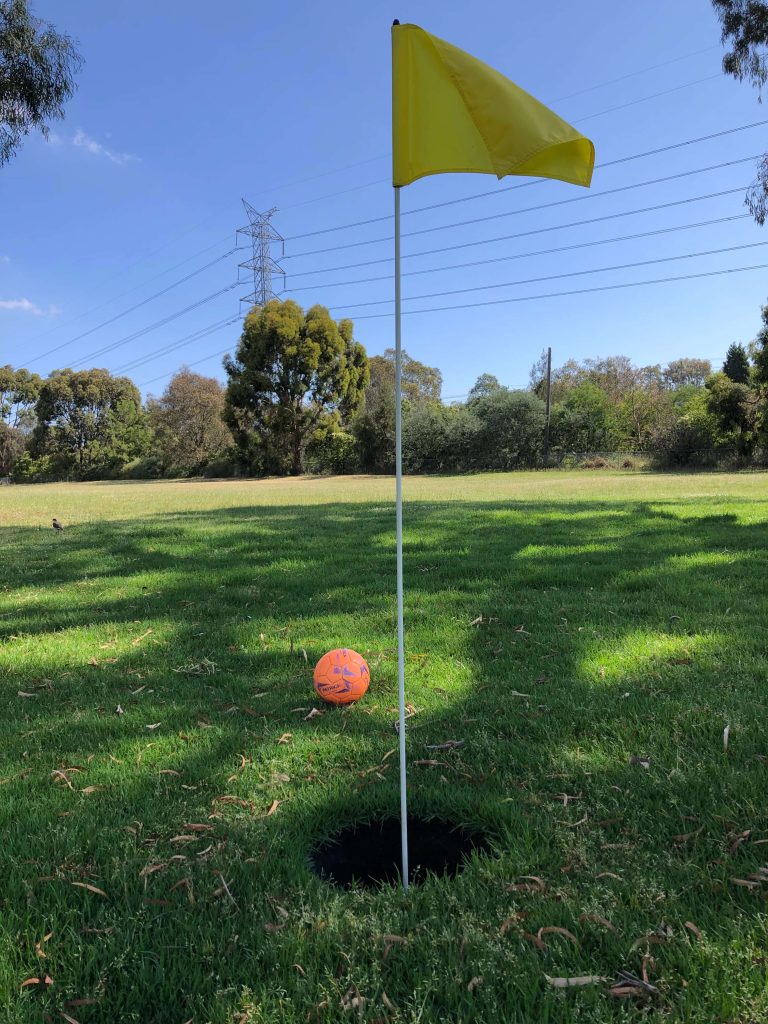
[392,23,595,189]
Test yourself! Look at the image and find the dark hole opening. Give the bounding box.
[310,815,490,889]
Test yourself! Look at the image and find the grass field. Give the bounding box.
[1,471,768,1023]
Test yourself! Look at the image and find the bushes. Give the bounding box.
[303,430,359,475]
[120,456,164,479]
[11,452,61,483]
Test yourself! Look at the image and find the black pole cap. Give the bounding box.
[393,19,400,25]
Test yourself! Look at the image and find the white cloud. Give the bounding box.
[72,129,138,165]
[0,298,59,316]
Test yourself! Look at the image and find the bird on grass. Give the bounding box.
[52,518,64,532]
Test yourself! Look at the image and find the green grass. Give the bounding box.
[1,470,768,1023]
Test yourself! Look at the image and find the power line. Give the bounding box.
[328,239,768,312]
[114,316,240,375]
[284,186,748,278]
[573,73,722,123]
[34,46,726,339]
[345,261,768,320]
[66,190,751,376]
[25,237,244,344]
[133,260,766,387]
[68,282,240,369]
[285,214,752,292]
[27,250,241,365]
[285,120,767,241]
[138,345,235,390]
[283,156,758,260]
[552,45,719,102]
[280,176,390,211]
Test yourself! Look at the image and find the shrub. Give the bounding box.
[120,456,164,479]
[303,430,359,475]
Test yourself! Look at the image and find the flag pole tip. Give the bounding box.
[393,19,400,25]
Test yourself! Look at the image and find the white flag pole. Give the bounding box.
[394,182,409,891]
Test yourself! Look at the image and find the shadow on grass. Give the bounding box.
[1,496,768,1022]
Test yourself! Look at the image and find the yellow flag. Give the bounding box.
[392,23,594,189]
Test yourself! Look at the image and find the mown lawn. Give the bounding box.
[1,471,767,1023]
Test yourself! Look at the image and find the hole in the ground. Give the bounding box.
[310,815,491,888]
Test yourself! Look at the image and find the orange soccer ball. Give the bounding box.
[313,648,370,705]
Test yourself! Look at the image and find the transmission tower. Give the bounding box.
[237,200,285,308]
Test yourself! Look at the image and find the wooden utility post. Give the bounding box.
[543,346,552,467]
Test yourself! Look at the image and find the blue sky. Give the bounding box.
[2,0,767,399]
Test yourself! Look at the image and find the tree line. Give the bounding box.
[4,296,768,482]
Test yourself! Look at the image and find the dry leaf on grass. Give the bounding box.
[304,708,324,721]
[521,931,547,951]
[630,934,668,951]
[596,871,622,880]
[545,974,605,988]
[340,986,365,1013]
[131,629,153,646]
[684,921,703,940]
[213,795,253,809]
[35,932,53,958]
[413,759,448,768]
[70,882,107,898]
[51,770,74,790]
[425,739,465,750]
[381,934,407,960]
[506,874,546,894]
[538,926,578,946]
[610,971,659,997]
[381,992,396,1013]
[467,976,483,992]
[266,800,280,816]
[21,975,53,989]
[17,691,37,698]
[578,913,617,933]
[277,733,292,744]
[723,724,730,751]
[673,827,703,845]
[499,914,525,935]
[558,814,588,829]
[59,1011,80,1024]
[139,862,167,879]
[732,877,762,889]
[728,829,752,854]
[79,786,103,795]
